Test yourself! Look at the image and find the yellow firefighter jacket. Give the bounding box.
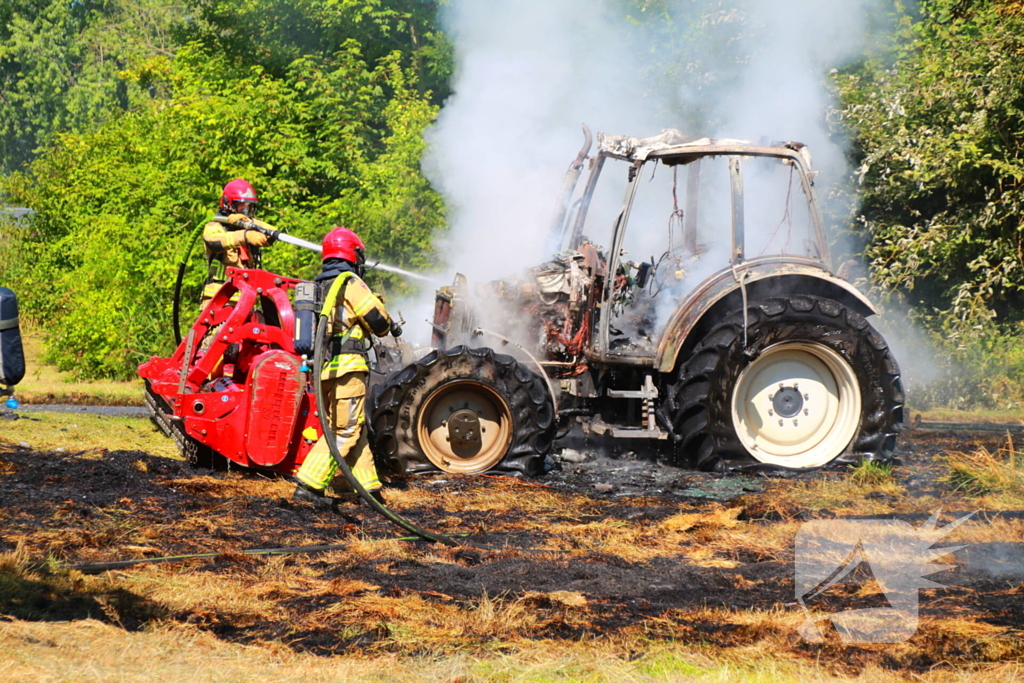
[320,270,392,380]
[202,216,272,298]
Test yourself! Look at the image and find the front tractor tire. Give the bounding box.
[369,346,556,476]
[659,295,904,472]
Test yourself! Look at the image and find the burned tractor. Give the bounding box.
[369,128,904,475]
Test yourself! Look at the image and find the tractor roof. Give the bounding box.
[596,129,814,170]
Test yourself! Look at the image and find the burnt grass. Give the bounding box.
[1,424,1023,672]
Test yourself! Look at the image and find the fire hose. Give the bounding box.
[71,534,470,574]
[171,216,437,345]
[311,276,458,547]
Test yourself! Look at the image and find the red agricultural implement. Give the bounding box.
[140,267,321,472]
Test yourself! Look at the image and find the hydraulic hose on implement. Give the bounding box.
[171,223,206,346]
[312,278,458,547]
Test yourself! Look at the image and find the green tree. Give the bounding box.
[0,0,184,173]
[839,0,1024,329]
[178,0,452,103]
[1,4,445,379]
[837,0,1024,405]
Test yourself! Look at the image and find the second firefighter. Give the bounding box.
[293,226,400,508]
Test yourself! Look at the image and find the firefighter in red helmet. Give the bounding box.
[202,179,275,301]
[293,226,400,508]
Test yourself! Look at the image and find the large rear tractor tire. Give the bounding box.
[658,295,904,472]
[369,346,556,476]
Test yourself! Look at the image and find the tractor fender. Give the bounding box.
[655,261,878,373]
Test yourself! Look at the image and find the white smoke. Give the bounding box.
[423,0,890,280]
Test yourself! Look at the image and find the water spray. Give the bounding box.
[270,232,439,283]
[172,219,437,345]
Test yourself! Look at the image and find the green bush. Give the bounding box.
[0,41,443,379]
[839,0,1024,333]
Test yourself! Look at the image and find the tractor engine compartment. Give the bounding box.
[461,244,605,375]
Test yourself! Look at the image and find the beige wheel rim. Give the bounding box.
[416,380,513,473]
[731,342,861,468]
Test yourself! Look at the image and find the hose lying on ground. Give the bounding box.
[70,533,471,574]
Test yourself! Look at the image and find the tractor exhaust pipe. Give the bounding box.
[548,123,593,251]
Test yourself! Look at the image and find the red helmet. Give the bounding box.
[322,226,365,263]
[219,179,259,216]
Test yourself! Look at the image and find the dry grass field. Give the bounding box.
[2,410,1023,682]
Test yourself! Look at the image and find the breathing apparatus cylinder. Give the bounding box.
[293,282,317,356]
[0,287,25,388]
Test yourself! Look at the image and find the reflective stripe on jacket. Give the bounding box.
[321,271,391,379]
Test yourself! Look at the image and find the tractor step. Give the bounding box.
[590,375,666,439]
[607,428,669,440]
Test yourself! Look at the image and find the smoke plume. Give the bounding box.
[423,0,889,280]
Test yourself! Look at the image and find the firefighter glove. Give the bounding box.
[226,213,251,227]
[390,320,403,338]
[245,229,269,247]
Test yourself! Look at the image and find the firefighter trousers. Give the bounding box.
[295,375,381,493]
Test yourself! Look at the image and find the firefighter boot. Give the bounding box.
[324,485,384,507]
[292,482,335,511]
